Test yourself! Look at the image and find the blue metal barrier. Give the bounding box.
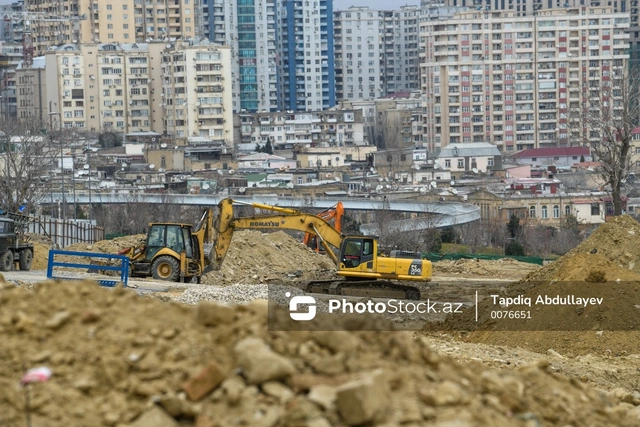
[47,250,130,287]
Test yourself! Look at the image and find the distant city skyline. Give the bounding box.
[334,0,420,10]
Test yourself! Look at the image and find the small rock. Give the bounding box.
[609,388,635,404]
[628,405,640,421]
[546,349,565,359]
[194,414,217,427]
[336,369,389,426]
[45,311,71,330]
[73,377,96,393]
[157,396,184,418]
[596,331,604,336]
[222,375,245,405]
[194,302,235,327]
[262,381,294,403]
[419,381,466,406]
[234,338,295,385]
[313,331,356,353]
[128,405,178,427]
[308,385,337,410]
[30,350,52,363]
[80,310,101,323]
[575,307,585,315]
[306,418,333,427]
[182,361,227,401]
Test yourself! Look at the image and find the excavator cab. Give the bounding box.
[339,237,376,269]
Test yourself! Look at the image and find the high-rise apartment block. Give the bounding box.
[161,40,233,142]
[25,40,232,143]
[420,7,630,152]
[435,0,640,65]
[205,0,278,112]
[333,6,420,101]
[277,0,335,112]
[27,0,199,54]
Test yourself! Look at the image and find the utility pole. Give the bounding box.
[49,112,63,219]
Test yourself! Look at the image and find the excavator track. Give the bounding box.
[302,279,422,301]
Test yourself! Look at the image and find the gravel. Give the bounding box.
[174,283,330,313]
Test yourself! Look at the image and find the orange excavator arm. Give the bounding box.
[303,202,344,252]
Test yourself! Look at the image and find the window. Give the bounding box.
[445,159,451,168]
[553,205,559,218]
[529,206,536,218]
[457,159,463,168]
[591,203,600,216]
[541,205,548,219]
[565,205,571,217]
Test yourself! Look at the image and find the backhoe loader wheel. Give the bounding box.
[19,249,33,271]
[151,256,180,282]
[0,250,14,271]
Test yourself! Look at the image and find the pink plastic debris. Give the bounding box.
[20,367,52,385]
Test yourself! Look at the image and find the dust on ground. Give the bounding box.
[201,230,336,285]
[1,278,639,427]
[434,215,640,357]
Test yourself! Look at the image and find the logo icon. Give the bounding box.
[286,292,316,321]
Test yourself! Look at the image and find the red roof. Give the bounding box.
[513,146,590,158]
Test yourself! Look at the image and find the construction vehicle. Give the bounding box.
[302,202,344,253]
[0,214,34,271]
[118,209,214,282]
[211,198,431,300]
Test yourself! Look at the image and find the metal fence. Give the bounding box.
[26,217,104,248]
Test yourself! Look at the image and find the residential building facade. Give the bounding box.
[277,0,335,111]
[161,39,233,143]
[235,108,366,151]
[27,0,199,54]
[437,142,503,175]
[420,7,630,152]
[513,146,591,166]
[205,0,279,112]
[15,56,47,122]
[0,41,22,119]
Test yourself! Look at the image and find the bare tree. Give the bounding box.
[0,119,73,213]
[569,61,640,215]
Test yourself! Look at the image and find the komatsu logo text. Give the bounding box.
[249,221,281,227]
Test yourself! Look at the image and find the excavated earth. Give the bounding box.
[433,215,640,357]
[2,279,640,427]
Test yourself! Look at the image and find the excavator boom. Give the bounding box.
[211,198,430,300]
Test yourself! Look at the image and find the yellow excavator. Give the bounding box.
[211,198,431,300]
[119,208,215,283]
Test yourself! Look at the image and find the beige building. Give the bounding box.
[294,145,377,169]
[43,42,165,133]
[15,57,47,123]
[161,39,233,145]
[28,0,200,55]
[420,7,630,152]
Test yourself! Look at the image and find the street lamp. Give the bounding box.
[48,112,64,219]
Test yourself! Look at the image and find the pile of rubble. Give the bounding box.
[201,231,336,285]
[439,215,640,356]
[1,279,639,426]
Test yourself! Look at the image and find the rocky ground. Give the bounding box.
[5,218,639,425]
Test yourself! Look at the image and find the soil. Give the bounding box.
[433,215,640,356]
[434,258,540,280]
[201,230,336,285]
[1,279,639,427]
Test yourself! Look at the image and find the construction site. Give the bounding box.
[1,200,640,427]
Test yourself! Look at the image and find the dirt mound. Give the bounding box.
[31,242,52,271]
[435,258,540,280]
[65,234,146,254]
[523,215,640,282]
[436,216,640,356]
[1,279,639,426]
[202,230,336,285]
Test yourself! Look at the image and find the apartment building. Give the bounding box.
[0,42,22,119]
[161,39,233,144]
[205,0,278,113]
[235,109,365,151]
[27,0,199,54]
[277,0,335,111]
[333,5,421,102]
[0,0,25,43]
[420,7,630,152]
[435,0,640,67]
[15,56,47,122]
[43,43,165,133]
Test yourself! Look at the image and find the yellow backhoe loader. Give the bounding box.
[119,209,214,283]
[211,198,431,300]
